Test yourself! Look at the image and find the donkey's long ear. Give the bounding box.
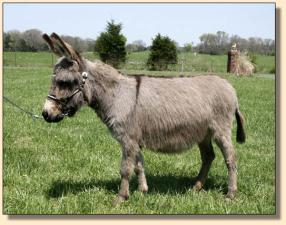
[42,33,63,57]
[50,33,84,68]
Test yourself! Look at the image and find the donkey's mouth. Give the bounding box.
[47,115,64,123]
[66,108,76,117]
[42,111,64,123]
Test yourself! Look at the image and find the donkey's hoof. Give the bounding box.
[112,195,127,206]
[226,192,236,200]
[138,184,148,193]
[192,181,203,191]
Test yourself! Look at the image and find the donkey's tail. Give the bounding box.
[235,108,246,143]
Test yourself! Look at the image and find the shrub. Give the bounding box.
[147,34,178,71]
[94,20,127,68]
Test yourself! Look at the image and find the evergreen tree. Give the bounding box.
[147,34,178,71]
[94,20,127,68]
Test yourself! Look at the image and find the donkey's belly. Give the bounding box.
[150,143,194,154]
[140,127,199,154]
[141,138,194,153]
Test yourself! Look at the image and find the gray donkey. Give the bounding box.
[42,33,245,204]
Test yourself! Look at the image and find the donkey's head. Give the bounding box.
[42,33,87,123]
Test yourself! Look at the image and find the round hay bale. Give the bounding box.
[227,50,254,76]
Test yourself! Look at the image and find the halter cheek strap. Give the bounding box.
[47,71,89,106]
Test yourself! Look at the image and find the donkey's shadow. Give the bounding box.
[46,173,227,198]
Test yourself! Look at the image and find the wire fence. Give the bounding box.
[3,51,56,68]
[122,60,227,73]
[3,51,228,73]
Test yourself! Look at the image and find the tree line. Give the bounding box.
[4,28,274,56]
[3,29,95,52]
[195,31,275,56]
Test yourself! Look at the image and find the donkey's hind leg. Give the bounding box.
[214,131,237,199]
[193,135,215,191]
[135,151,148,193]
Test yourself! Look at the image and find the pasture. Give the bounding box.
[3,52,275,214]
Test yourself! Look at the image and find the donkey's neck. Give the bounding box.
[83,59,125,121]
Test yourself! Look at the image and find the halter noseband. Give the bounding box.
[47,71,88,108]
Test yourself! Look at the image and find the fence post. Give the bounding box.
[14,48,17,66]
[14,41,17,67]
[227,49,238,73]
[180,53,186,74]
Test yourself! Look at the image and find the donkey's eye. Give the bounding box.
[57,80,71,88]
[73,79,79,85]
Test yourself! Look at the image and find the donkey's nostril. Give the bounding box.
[42,111,49,120]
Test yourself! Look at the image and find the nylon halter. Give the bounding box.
[47,72,88,109]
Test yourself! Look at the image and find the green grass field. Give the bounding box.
[3,52,275,214]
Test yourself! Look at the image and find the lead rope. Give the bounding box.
[3,96,44,120]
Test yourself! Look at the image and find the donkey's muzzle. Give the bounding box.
[42,110,64,123]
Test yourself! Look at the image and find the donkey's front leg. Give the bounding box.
[135,152,148,193]
[113,138,139,205]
